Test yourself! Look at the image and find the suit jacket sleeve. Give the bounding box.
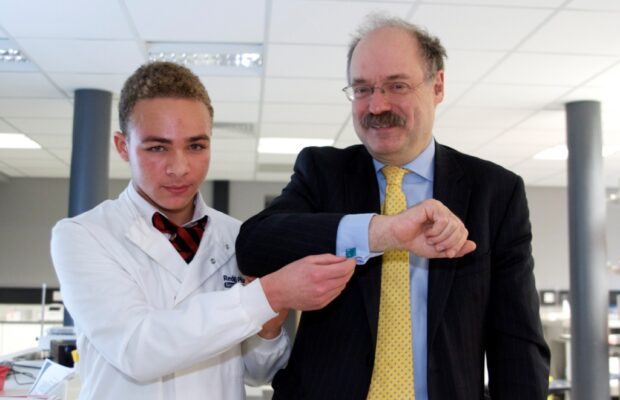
[236,147,347,276]
[486,175,550,398]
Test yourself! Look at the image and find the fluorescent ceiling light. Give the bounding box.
[534,144,620,160]
[0,48,27,63]
[258,138,334,154]
[148,42,262,74]
[0,133,41,149]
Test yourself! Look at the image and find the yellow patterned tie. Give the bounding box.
[367,165,414,400]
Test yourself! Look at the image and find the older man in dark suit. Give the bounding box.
[236,15,550,400]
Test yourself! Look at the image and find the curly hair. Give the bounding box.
[118,61,214,135]
[346,14,447,83]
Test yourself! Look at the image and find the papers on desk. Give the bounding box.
[28,359,73,397]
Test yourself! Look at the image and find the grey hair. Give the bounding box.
[346,13,447,83]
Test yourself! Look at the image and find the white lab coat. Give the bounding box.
[51,185,290,400]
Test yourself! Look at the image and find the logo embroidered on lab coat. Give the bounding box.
[223,275,245,288]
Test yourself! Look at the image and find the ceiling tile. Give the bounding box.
[28,133,72,149]
[266,44,347,78]
[259,123,342,139]
[483,53,618,86]
[0,0,134,39]
[567,0,620,11]
[0,99,73,118]
[0,119,14,131]
[263,78,348,104]
[215,103,259,123]
[440,82,473,109]
[126,0,266,42]
[432,0,564,6]
[200,76,261,103]
[257,153,298,165]
[262,104,349,124]
[0,72,65,97]
[21,167,71,178]
[18,39,145,73]
[435,107,534,130]
[269,0,411,44]
[434,127,504,150]
[0,162,24,177]
[49,73,128,97]
[515,110,565,130]
[520,10,620,55]
[444,50,507,83]
[0,149,57,161]
[47,148,72,163]
[6,118,72,135]
[498,127,564,146]
[455,83,571,109]
[412,5,553,50]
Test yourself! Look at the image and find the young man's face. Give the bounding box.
[114,97,212,225]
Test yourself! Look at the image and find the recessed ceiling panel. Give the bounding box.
[200,76,261,103]
[521,11,620,55]
[0,0,133,39]
[49,73,128,97]
[269,0,411,44]
[412,5,552,51]
[262,104,349,124]
[0,99,73,118]
[456,83,572,109]
[484,53,618,86]
[126,0,266,42]
[263,77,348,104]
[259,122,342,139]
[18,39,145,73]
[0,72,64,97]
[7,118,72,135]
[266,44,347,79]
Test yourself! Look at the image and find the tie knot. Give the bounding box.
[152,212,208,263]
[382,165,407,187]
[152,212,207,234]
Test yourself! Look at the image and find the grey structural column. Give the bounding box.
[64,89,113,326]
[566,100,609,399]
[212,180,230,214]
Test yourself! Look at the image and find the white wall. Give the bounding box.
[1,177,619,292]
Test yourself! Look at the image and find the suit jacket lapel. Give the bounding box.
[346,146,382,345]
[427,142,471,349]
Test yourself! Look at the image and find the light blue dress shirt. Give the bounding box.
[336,140,435,400]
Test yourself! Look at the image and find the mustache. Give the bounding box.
[360,112,406,129]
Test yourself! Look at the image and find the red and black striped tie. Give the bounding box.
[152,212,208,263]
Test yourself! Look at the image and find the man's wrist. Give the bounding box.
[369,214,394,252]
[259,274,284,313]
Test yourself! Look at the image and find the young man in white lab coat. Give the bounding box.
[50,62,356,400]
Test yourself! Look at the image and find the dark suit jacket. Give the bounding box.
[236,143,550,400]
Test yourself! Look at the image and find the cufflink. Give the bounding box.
[345,248,357,258]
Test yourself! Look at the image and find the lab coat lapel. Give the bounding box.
[125,217,187,282]
[173,215,236,305]
[427,142,471,350]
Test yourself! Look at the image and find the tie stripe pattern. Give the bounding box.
[152,212,208,263]
[367,165,415,400]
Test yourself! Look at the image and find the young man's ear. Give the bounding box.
[113,131,130,162]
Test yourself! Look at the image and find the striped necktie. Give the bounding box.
[367,165,415,399]
[152,212,208,263]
